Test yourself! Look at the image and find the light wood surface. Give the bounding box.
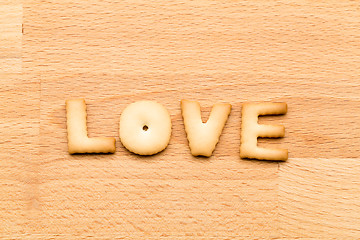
[1,0,360,238]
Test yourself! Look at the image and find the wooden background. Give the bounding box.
[1,0,360,239]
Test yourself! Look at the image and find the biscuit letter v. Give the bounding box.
[181,99,231,157]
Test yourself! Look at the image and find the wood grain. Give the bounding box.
[0,3,21,73]
[0,0,359,238]
[279,158,360,239]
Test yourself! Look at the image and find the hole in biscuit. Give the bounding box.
[143,125,148,131]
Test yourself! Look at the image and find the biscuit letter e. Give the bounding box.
[66,99,116,154]
[240,102,287,161]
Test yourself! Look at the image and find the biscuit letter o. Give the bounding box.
[240,102,288,161]
[119,101,172,155]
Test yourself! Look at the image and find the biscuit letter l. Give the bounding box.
[66,99,116,154]
[240,102,288,161]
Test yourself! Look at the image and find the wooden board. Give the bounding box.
[1,0,360,238]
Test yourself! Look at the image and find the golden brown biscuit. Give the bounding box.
[181,99,231,157]
[119,101,172,155]
[240,102,287,161]
[66,99,116,154]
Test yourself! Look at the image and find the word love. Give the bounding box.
[66,99,288,161]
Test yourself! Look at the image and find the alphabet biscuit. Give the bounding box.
[119,101,172,155]
[240,102,288,161]
[66,99,116,154]
[181,99,231,157]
